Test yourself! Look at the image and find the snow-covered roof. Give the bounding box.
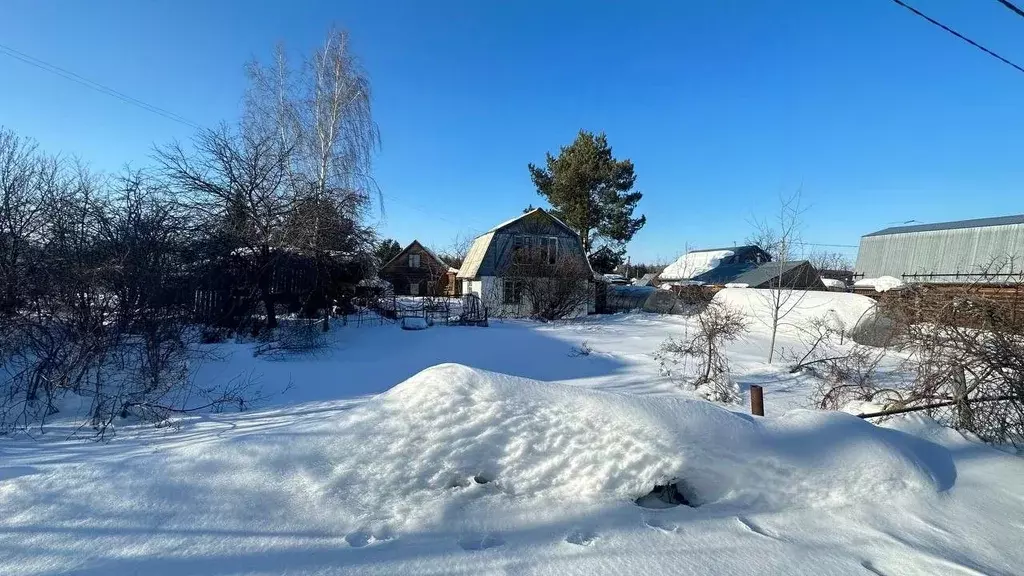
[660,249,735,281]
[821,278,846,289]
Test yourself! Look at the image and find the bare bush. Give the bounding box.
[655,300,748,402]
[489,230,592,321]
[814,268,1024,447]
[253,318,328,358]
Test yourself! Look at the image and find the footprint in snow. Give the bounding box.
[458,533,505,551]
[565,529,597,546]
[643,515,678,533]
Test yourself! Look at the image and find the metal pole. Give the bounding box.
[750,385,765,416]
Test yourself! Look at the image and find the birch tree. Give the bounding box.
[748,191,807,364]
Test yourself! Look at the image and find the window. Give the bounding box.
[408,253,421,268]
[539,237,557,264]
[409,281,420,296]
[503,279,522,304]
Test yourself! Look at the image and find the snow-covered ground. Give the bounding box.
[1,294,1023,575]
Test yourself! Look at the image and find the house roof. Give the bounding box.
[457,207,593,279]
[456,232,495,279]
[688,245,760,254]
[381,240,449,270]
[728,260,813,288]
[864,214,1024,237]
[634,272,659,286]
[485,207,579,237]
[676,260,812,287]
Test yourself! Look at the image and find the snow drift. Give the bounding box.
[712,288,887,341]
[0,363,961,575]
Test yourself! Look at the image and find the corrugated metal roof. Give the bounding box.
[456,232,494,279]
[864,214,1024,237]
[730,260,810,288]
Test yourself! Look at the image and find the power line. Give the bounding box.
[886,0,1024,74]
[995,0,1024,19]
[0,42,203,129]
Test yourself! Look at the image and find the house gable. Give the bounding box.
[457,208,590,280]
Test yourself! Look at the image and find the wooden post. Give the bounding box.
[750,385,764,416]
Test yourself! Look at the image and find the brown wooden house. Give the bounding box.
[379,240,460,296]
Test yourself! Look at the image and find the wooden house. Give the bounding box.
[379,240,460,296]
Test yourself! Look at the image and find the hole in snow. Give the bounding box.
[635,481,695,509]
[472,474,491,485]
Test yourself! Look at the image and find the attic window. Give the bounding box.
[539,237,557,264]
[408,253,421,268]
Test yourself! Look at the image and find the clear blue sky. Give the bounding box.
[2,1,1023,263]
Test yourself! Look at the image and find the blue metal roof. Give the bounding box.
[864,214,1024,237]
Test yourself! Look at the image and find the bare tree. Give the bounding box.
[439,232,473,270]
[655,300,748,402]
[808,250,853,275]
[0,129,51,314]
[747,191,808,364]
[245,28,381,321]
[156,125,292,329]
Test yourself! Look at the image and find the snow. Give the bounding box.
[855,276,905,292]
[724,282,749,288]
[660,249,734,281]
[1,314,1023,575]
[713,287,880,336]
[820,278,845,289]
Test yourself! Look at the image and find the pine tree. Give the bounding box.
[375,238,402,266]
[528,130,645,266]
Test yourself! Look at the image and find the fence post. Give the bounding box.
[750,385,764,416]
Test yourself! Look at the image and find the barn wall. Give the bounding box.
[855,224,1024,280]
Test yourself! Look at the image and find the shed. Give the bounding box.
[855,215,1024,282]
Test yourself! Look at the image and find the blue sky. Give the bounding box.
[2,1,1023,263]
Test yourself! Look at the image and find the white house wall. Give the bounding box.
[464,276,588,319]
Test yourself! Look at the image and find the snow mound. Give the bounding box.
[855,276,905,292]
[713,288,881,336]
[661,249,734,281]
[0,364,955,565]
[339,365,951,513]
